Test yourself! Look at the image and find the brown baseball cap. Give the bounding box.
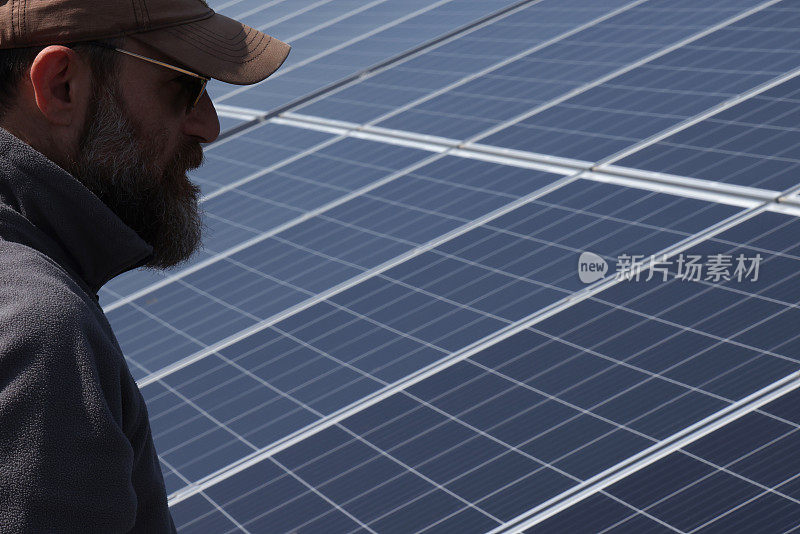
[0,0,290,85]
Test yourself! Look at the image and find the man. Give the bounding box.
[0,0,289,531]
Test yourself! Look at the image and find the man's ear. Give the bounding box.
[28,46,89,126]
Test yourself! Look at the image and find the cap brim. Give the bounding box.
[130,13,290,85]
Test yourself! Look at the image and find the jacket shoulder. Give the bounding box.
[0,240,145,532]
[0,239,103,330]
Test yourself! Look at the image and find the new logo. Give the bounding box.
[578,251,608,284]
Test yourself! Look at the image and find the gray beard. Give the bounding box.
[67,83,204,269]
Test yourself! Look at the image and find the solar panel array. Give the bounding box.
[106,0,800,531]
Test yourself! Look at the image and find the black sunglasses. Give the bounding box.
[85,41,209,110]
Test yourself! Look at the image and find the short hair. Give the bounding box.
[0,40,121,122]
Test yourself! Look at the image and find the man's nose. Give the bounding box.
[183,92,220,144]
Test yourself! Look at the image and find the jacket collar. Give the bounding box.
[0,127,153,295]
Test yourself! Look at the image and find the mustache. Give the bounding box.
[162,138,204,177]
[160,139,204,200]
[180,140,204,172]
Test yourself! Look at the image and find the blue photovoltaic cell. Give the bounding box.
[297,0,634,124]
[482,3,800,162]
[536,388,800,533]
[372,0,764,141]
[141,181,741,494]
[614,74,800,192]
[212,0,524,112]
[168,210,800,533]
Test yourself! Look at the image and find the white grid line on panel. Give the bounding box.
[124,299,207,358]
[609,443,800,532]
[687,470,800,533]
[201,141,370,202]
[214,106,260,121]
[156,372,259,452]
[212,0,250,12]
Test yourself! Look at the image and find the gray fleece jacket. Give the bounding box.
[0,127,175,532]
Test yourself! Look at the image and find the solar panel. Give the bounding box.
[97,0,800,531]
[167,207,800,532]
[532,387,800,532]
[143,180,748,496]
